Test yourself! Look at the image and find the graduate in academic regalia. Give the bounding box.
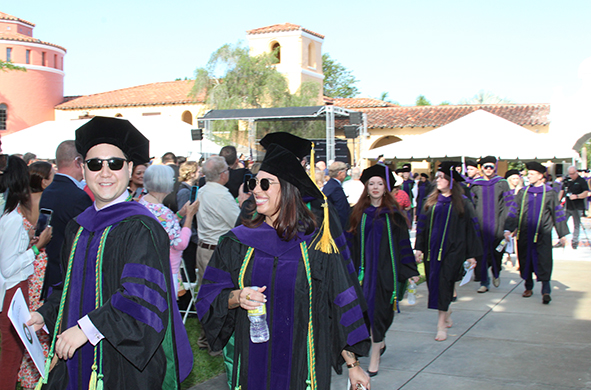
[415,162,482,341]
[348,164,420,376]
[504,162,569,304]
[416,173,430,214]
[29,117,192,389]
[196,143,371,390]
[470,156,513,292]
[399,163,415,222]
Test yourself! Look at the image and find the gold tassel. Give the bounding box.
[312,198,339,254]
[89,365,98,390]
[309,142,316,182]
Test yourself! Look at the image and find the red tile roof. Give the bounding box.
[247,23,324,39]
[334,103,550,128]
[0,31,66,52]
[56,81,205,110]
[331,97,396,108]
[0,12,35,27]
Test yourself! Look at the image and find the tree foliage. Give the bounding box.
[0,60,26,72]
[322,53,359,98]
[459,90,513,104]
[415,95,431,106]
[191,42,323,142]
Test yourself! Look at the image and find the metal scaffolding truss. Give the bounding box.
[198,106,366,162]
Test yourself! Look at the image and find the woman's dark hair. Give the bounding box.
[242,177,316,241]
[29,161,53,193]
[348,177,404,235]
[423,173,465,216]
[0,155,31,215]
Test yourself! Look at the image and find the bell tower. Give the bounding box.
[246,23,324,96]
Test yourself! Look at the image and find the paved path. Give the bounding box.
[190,220,591,390]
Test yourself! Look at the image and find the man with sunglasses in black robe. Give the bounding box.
[28,117,192,389]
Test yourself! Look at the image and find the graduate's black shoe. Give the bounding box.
[553,242,565,248]
[380,345,387,356]
[367,370,378,377]
[542,294,552,304]
[572,242,579,250]
[451,296,457,302]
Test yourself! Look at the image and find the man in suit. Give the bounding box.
[323,161,350,230]
[39,140,92,298]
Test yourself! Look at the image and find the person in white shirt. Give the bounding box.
[196,155,240,354]
[342,167,365,206]
[0,155,52,389]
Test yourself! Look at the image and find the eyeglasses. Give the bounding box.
[85,157,128,172]
[247,177,279,191]
[482,164,495,170]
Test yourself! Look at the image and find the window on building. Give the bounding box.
[308,42,316,68]
[0,104,7,131]
[181,111,193,125]
[42,52,46,66]
[54,54,57,68]
[26,50,31,64]
[6,48,12,62]
[271,42,281,64]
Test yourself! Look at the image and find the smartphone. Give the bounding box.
[190,185,199,203]
[243,173,254,193]
[35,208,53,237]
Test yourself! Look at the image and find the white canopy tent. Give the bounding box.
[2,117,224,160]
[362,110,577,161]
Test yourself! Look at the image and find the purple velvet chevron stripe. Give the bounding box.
[556,216,567,223]
[347,324,369,346]
[554,205,563,211]
[112,291,164,332]
[471,217,482,237]
[335,232,355,274]
[334,285,356,307]
[195,267,234,318]
[416,213,427,234]
[399,239,414,264]
[340,304,363,327]
[121,263,167,292]
[121,282,168,312]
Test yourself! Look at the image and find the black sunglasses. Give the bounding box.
[85,157,128,172]
[482,164,495,170]
[247,177,278,191]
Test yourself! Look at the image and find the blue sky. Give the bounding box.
[5,0,590,105]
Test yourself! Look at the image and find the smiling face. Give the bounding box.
[367,176,386,203]
[84,143,133,209]
[253,170,282,224]
[436,172,450,192]
[131,164,146,187]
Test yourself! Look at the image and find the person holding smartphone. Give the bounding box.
[0,156,52,390]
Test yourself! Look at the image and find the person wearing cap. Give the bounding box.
[558,166,589,249]
[348,164,419,376]
[28,117,192,389]
[399,163,414,222]
[505,169,523,195]
[415,162,481,341]
[504,162,569,304]
[416,173,431,215]
[464,160,481,185]
[196,143,371,390]
[470,156,513,293]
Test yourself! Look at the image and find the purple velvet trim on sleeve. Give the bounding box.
[340,304,363,327]
[554,205,563,211]
[195,267,235,319]
[556,216,567,223]
[347,324,370,346]
[111,292,164,332]
[121,263,167,292]
[121,282,168,312]
[334,286,357,308]
[399,239,415,264]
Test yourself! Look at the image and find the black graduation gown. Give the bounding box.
[470,176,512,280]
[348,207,419,342]
[38,202,192,390]
[415,195,482,311]
[505,184,569,281]
[196,224,370,390]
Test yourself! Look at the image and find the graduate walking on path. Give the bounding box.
[415,162,482,341]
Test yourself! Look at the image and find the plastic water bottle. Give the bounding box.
[495,239,507,252]
[248,286,269,343]
[464,260,471,271]
[407,281,417,305]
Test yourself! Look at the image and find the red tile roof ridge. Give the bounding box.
[0,11,35,27]
[247,23,324,39]
[0,32,66,52]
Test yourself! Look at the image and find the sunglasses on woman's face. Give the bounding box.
[247,177,279,191]
[85,157,128,172]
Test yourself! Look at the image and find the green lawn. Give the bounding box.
[181,318,225,389]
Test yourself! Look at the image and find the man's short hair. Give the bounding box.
[144,164,175,194]
[55,140,82,169]
[23,152,37,165]
[329,161,347,178]
[202,156,228,182]
[351,167,362,180]
[219,146,237,167]
[161,152,177,165]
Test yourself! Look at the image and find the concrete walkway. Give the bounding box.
[190,241,591,390]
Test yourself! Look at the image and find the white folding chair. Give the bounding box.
[179,259,198,324]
